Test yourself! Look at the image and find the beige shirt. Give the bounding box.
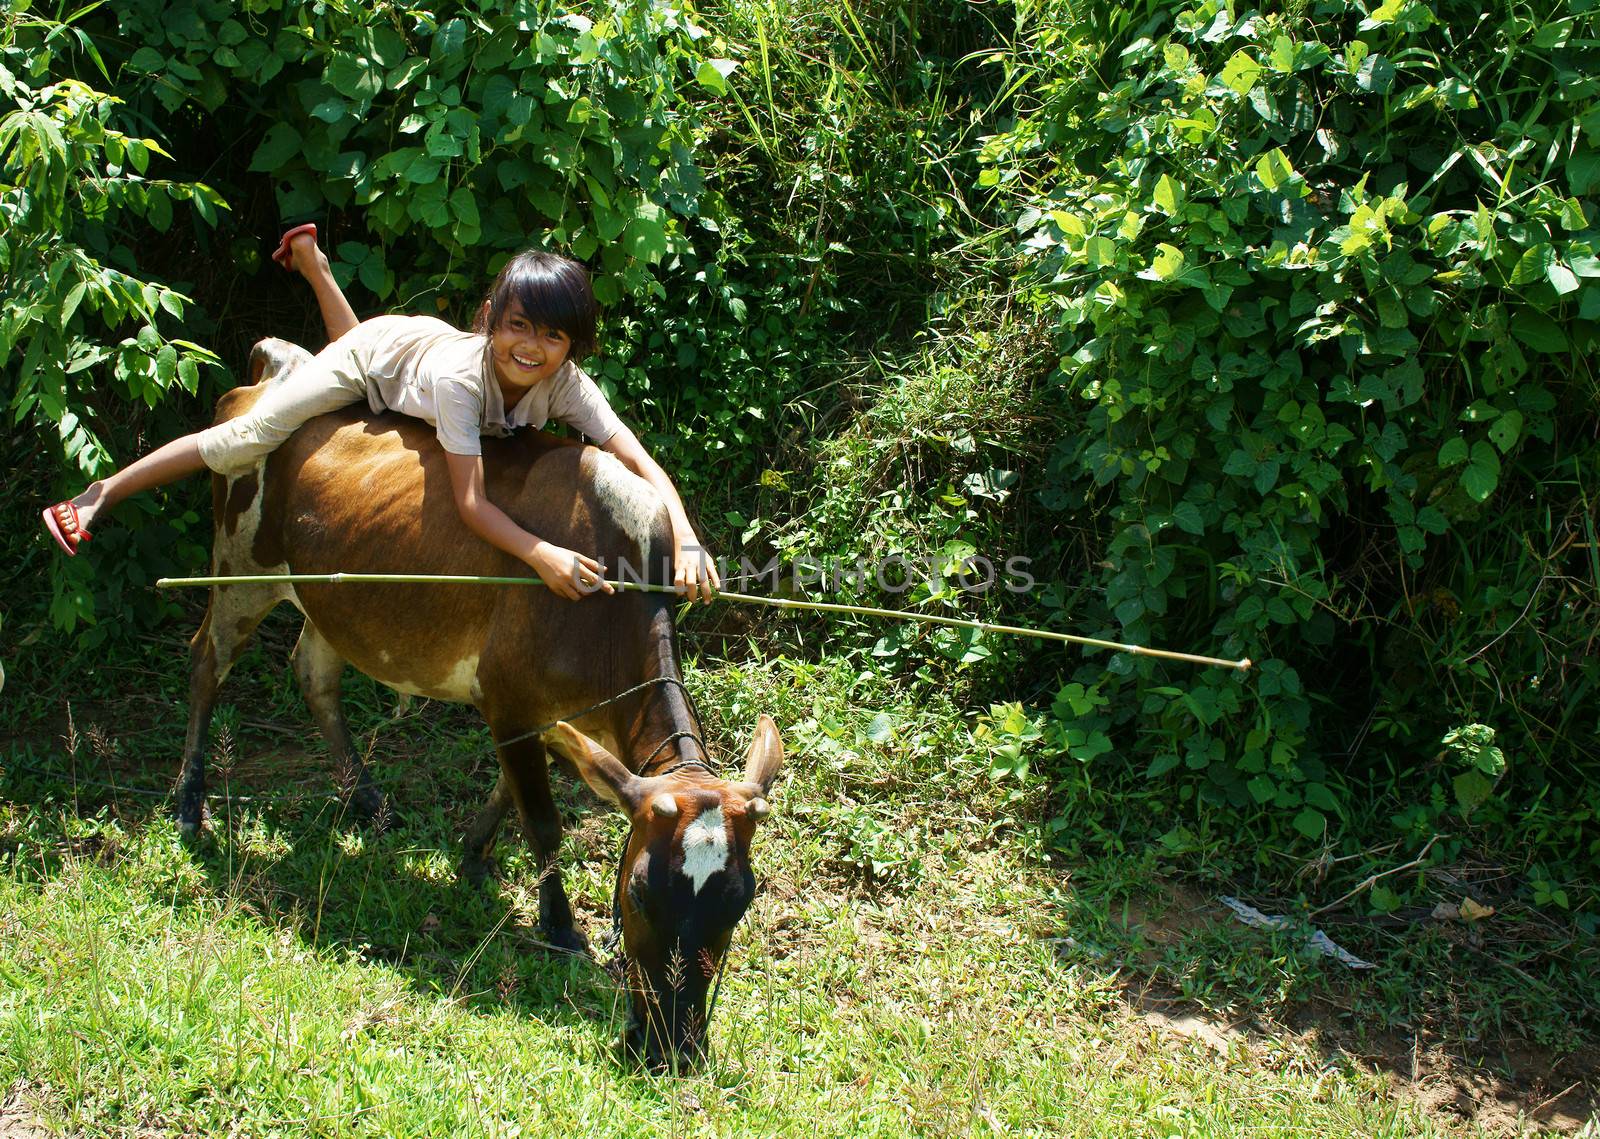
[351,315,623,456]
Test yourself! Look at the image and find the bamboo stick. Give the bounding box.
[155,572,1253,671]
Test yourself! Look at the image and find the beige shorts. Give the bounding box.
[196,332,372,476]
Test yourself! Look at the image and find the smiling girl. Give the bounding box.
[42,227,719,602]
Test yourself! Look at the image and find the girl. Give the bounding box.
[42,226,720,603]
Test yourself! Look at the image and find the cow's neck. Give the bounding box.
[614,605,705,777]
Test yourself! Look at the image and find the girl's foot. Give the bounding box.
[42,491,99,556]
[270,223,323,274]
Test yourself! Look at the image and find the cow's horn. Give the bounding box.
[651,792,679,819]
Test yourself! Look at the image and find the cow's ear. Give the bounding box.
[740,715,784,794]
[546,722,642,813]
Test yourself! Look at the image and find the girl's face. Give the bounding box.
[488,301,572,392]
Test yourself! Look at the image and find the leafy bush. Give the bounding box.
[982,0,1599,904]
[1,5,225,632]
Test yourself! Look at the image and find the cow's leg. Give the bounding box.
[290,622,386,820]
[459,772,512,885]
[177,586,278,834]
[495,734,588,954]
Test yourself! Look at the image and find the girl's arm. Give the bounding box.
[599,424,720,603]
[443,452,613,601]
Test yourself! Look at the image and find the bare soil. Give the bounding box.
[1102,883,1598,1136]
[0,1085,49,1139]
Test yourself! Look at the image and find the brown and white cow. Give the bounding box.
[178,338,782,1065]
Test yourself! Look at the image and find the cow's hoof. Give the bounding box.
[173,801,203,839]
[542,924,591,958]
[348,784,390,822]
[458,855,501,887]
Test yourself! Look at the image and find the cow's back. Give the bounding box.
[214,374,672,709]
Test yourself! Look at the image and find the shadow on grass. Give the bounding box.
[1049,872,1600,1135]
[0,707,635,1047]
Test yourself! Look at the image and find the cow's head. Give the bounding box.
[546,715,783,1068]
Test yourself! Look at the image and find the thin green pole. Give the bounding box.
[155,572,1252,671]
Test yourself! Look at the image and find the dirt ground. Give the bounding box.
[1109,884,1598,1136]
[0,1086,48,1139]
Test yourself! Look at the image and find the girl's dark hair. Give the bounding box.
[473,250,599,361]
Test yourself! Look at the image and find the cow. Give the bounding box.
[177,338,783,1066]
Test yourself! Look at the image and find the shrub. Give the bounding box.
[1,4,225,632]
[981,0,1599,903]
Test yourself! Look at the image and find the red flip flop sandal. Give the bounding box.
[270,222,319,270]
[42,501,92,556]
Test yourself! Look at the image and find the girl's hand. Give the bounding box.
[529,541,614,601]
[674,536,720,605]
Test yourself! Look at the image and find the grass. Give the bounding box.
[1,632,1573,1138]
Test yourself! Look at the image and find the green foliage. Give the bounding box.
[6,0,1596,922]
[1,3,225,631]
[0,9,223,477]
[102,0,713,327]
[980,0,1599,903]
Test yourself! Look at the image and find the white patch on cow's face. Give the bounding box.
[678,806,728,895]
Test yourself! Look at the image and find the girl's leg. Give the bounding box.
[65,433,207,533]
[54,331,365,544]
[284,230,360,344]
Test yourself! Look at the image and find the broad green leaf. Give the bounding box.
[432,18,466,63]
[1437,436,1468,467]
[623,211,669,264]
[1171,500,1205,535]
[387,58,429,90]
[1255,148,1294,191]
[1355,53,1395,93]
[1146,753,1181,778]
[1144,243,1184,281]
[1487,409,1523,453]
[1083,235,1117,267]
[481,75,516,119]
[404,154,442,184]
[450,187,479,228]
[1304,783,1340,811]
[1461,440,1500,501]
[1269,35,1296,73]
[864,712,894,743]
[60,280,86,325]
[1219,50,1262,95]
[155,343,177,385]
[1292,807,1326,838]
[1510,310,1568,353]
[1510,243,1555,285]
[248,123,301,172]
[695,58,737,95]
[1453,770,1494,815]
[326,52,380,101]
[310,98,347,124]
[370,27,407,68]
[1152,173,1184,215]
[1547,261,1580,295]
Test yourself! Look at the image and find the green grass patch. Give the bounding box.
[0,647,1487,1137]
